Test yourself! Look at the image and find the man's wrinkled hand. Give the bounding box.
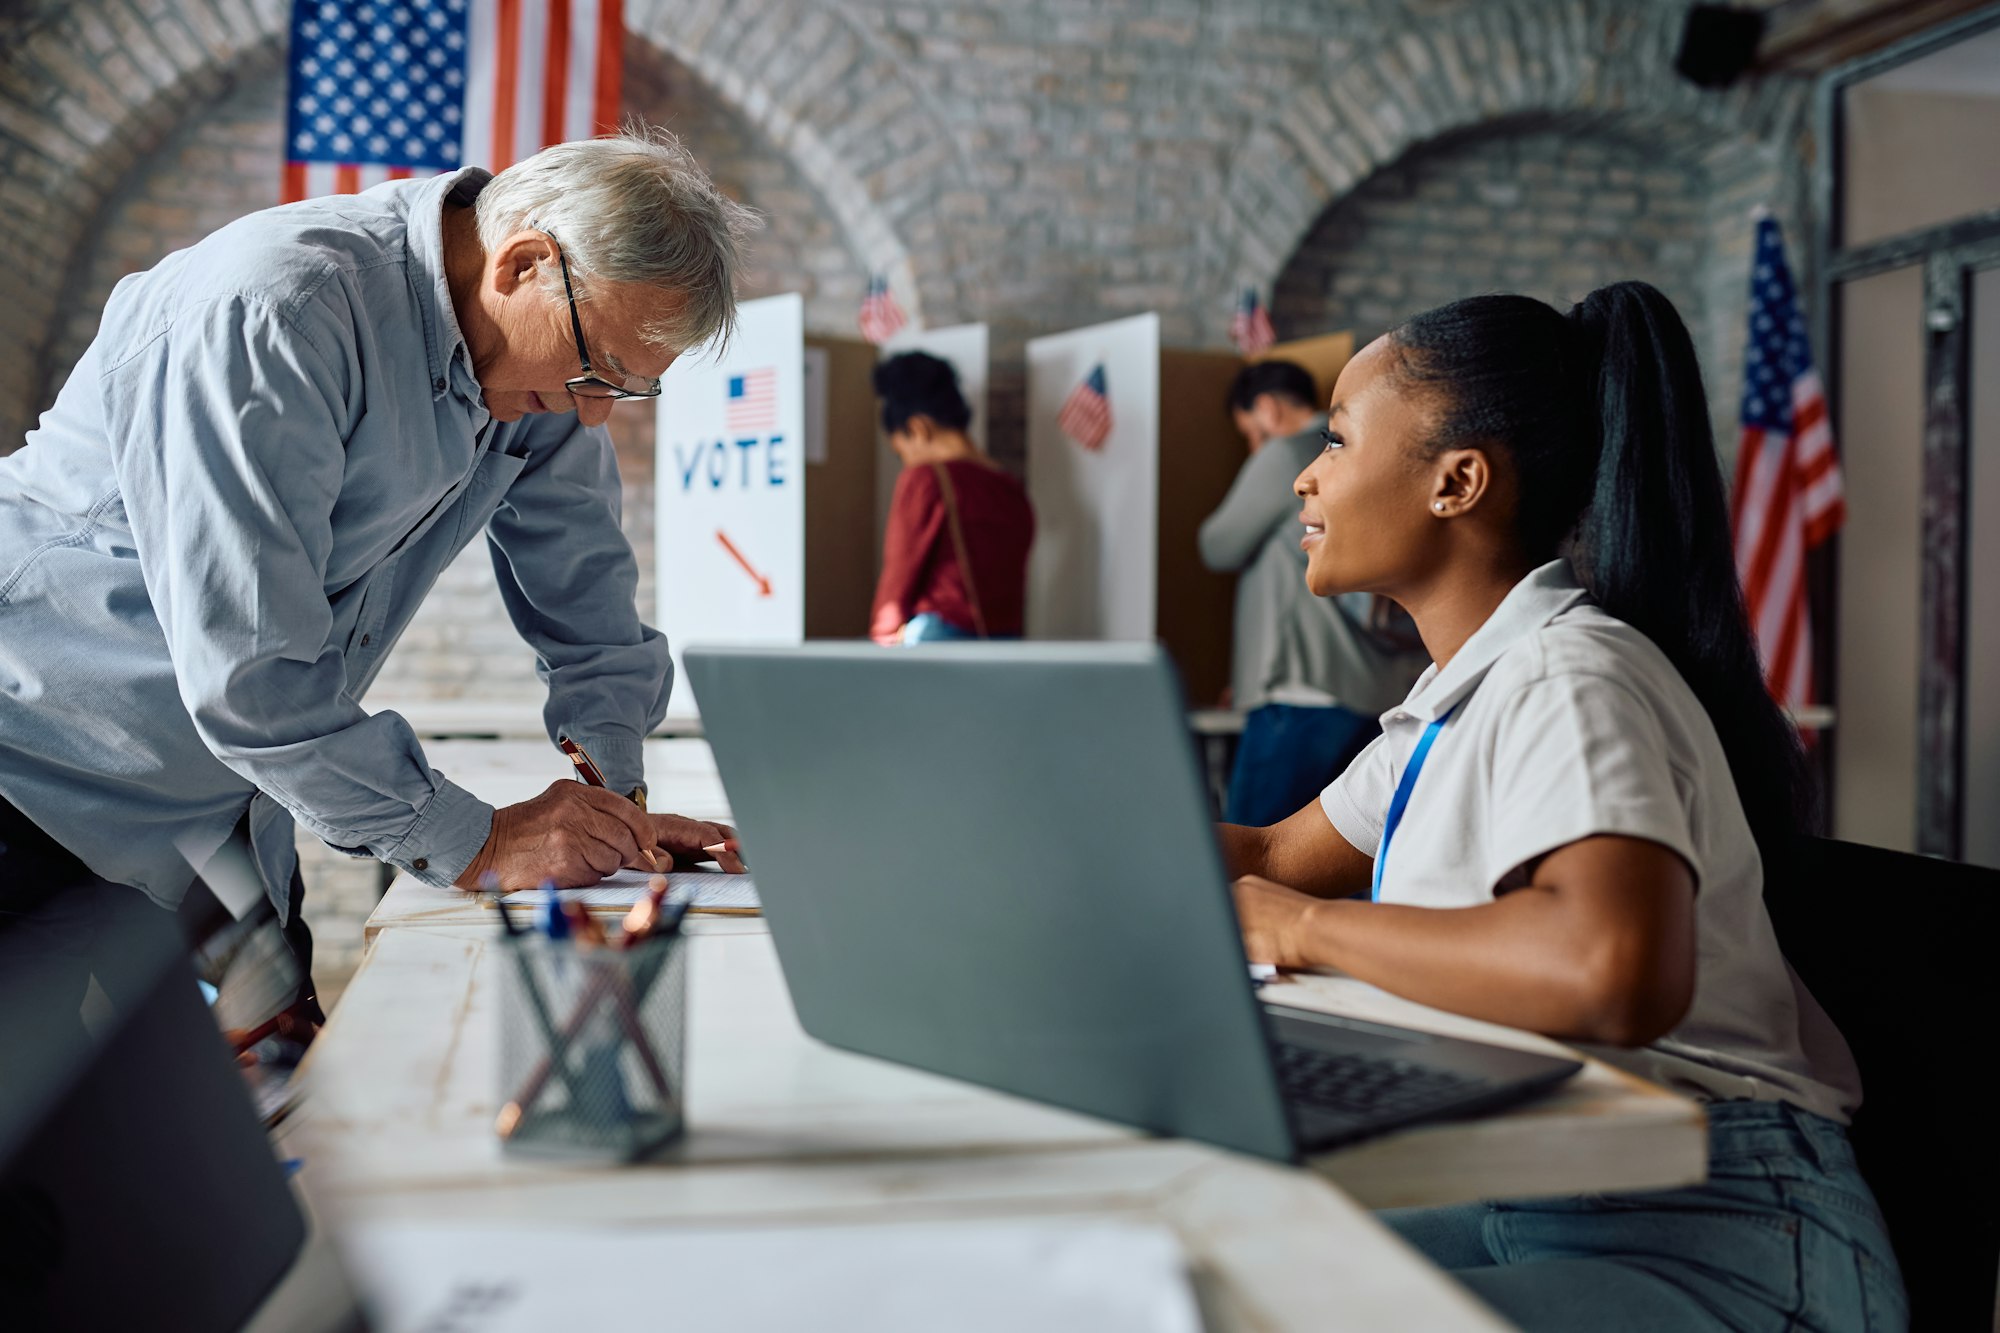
[457,780,660,890]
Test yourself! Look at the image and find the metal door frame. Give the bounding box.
[1813,4,2000,856]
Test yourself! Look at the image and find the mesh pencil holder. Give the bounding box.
[495,931,687,1161]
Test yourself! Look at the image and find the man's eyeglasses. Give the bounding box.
[542,227,662,402]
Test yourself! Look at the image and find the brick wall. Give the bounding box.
[1271,118,1752,451]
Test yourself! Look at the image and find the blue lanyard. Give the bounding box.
[1371,703,1458,902]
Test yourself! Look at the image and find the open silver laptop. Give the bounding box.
[684,641,1579,1162]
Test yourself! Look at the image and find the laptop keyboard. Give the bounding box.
[1273,1041,1484,1120]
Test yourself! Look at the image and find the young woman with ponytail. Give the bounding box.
[1223,284,1905,1331]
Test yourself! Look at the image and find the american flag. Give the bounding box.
[725,367,779,432]
[1057,364,1113,452]
[1230,286,1276,357]
[857,274,907,345]
[1729,215,1845,713]
[280,0,624,203]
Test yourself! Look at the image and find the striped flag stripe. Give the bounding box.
[492,0,522,172]
[1730,429,1783,576]
[511,0,549,174]
[544,0,572,147]
[1742,439,1796,614]
[461,0,498,173]
[593,0,622,134]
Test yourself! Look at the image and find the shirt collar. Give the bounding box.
[1396,558,1592,722]
[404,166,492,403]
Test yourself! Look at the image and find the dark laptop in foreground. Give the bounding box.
[685,642,1580,1162]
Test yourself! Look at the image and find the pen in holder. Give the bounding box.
[494,928,687,1160]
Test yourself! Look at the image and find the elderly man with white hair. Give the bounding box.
[0,128,753,1031]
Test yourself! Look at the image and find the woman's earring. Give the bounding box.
[1433,501,1447,512]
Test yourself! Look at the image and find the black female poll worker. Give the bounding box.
[1221,283,1905,1332]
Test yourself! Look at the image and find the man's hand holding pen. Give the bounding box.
[454,783,746,889]
[457,779,663,889]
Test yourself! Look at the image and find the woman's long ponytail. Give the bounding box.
[1567,283,1814,870]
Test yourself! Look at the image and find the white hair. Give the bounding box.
[475,123,761,354]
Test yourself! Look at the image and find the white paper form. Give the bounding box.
[340,1217,1202,1333]
[499,869,759,914]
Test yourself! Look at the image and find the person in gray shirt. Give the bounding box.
[1200,361,1427,826]
[0,129,752,1033]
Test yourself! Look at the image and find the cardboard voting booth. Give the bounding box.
[801,334,887,639]
[655,293,806,715]
[1027,316,1270,707]
[1026,314,1162,644]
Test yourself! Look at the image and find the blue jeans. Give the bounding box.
[900,612,978,642]
[1383,1100,1908,1332]
[897,613,1021,644]
[1224,702,1379,827]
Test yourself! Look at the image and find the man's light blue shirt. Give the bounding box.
[0,169,671,916]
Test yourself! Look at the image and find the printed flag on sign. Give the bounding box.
[1230,287,1276,357]
[1058,364,1113,452]
[1729,215,1846,714]
[281,0,624,203]
[857,274,908,345]
[725,368,779,433]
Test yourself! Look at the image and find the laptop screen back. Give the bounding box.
[686,642,1297,1162]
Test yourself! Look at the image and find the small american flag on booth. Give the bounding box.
[857,274,907,345]
[1729,214,1845,714]
[725,367,779,432]
[280,0,624,203]
[1058,364,1113,452]
[1230,287,1276,357]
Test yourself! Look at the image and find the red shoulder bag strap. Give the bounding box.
[930,462,989,639]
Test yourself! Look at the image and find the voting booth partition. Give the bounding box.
[1026,315,1163,647]
[1026,320,1354,709]
[800,333,888,640]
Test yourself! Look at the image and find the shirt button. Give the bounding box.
[434,377,448,393]
[412,857,429,872]
[360,633,372,647]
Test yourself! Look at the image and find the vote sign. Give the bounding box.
[655,293,805,715]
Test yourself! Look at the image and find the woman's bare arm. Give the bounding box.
[1232,834,1697,1047]
[1217,800,1374,898]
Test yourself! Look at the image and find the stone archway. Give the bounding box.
[1202,0,1813,346]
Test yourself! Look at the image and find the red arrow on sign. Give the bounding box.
[716,529,773,597]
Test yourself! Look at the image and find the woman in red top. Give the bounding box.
[869,353,1035,643]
